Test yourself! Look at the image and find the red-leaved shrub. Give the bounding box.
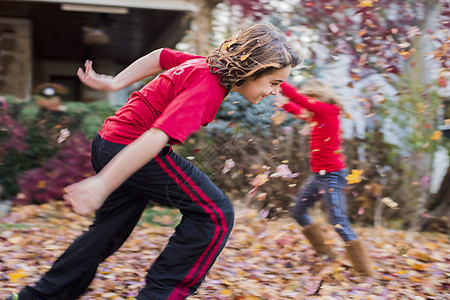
[14,132,95,205]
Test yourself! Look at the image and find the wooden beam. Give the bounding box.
[11,0,198,12]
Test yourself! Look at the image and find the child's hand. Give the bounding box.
[274,95,289,108]
[299,110,314,121]
[63,175,109,216]
[77,60,116,91]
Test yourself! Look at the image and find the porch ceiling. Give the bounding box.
[0,0,192,64]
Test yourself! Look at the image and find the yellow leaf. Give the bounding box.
[358,27,368,36]
[406,258,427,270]
[37,180,46,189]
[358,0,377,7]
[407,249,436,262]
[410,276,423,283]
[399,51,410,56]
[223,37,237,49]
[430,130,442,140]
[9,269,27,282]
[240,52,251,61]
[424,242,438,249]
[346,169,364,184]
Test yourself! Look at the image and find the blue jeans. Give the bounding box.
[291,168,357,241]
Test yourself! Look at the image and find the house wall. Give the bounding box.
[0,17,32,99]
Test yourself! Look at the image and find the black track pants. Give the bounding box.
[19,135,234,300]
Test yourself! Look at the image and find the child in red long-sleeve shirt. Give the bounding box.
[8,24,301,300]
[277,79,376,277]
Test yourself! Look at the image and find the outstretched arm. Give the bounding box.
[275,94,309,120]
[64,128,170,216]
[77,48,164,91]
[280,81,332,115]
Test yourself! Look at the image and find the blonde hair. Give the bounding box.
[207,24,301,87]
[301,79,343,110]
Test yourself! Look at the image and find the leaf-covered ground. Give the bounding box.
[1,202,449,299]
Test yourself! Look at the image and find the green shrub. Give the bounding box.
[0,97,115,203]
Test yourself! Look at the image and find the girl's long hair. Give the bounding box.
[207,24,301,87]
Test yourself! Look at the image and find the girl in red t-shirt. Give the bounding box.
[277,79,376,277]
[13,24,300,300]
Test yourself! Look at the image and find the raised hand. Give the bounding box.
[77,60,116,91]
[274,94,290,108]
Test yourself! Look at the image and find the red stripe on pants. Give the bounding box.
[154,155,229,299]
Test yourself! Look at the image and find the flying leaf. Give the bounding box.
[355,43,365,52]
[357,27,368,36]
[430,130,442,140]
[358,0,378,7]
[329,23,339,33]
[222,159,235,174]
[346,169,364,184]
[251,173,269,187]
[382,197,399,209]
[271,110,287,125]
[240,52,251,61]
[223,37,237,49]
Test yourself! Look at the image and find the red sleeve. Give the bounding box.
[159,48,204,70]
[282,102,311,121]
[153,75,225,144]
[280,81,333,115]
[282,101,303,115]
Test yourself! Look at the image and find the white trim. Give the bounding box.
[61,4,129,14]
[10,0,198,12]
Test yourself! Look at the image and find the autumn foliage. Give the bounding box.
[1,202,449,299]
[14,132,94,205]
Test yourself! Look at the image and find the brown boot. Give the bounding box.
[302,223,338,260]
[345,239,376,277]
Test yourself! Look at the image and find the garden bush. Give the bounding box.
[0,96,115,204]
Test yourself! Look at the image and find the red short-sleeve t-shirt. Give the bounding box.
[98,48,229,145]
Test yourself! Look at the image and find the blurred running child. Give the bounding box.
[276,79,376,277]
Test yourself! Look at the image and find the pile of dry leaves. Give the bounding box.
[1,202,449,299]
